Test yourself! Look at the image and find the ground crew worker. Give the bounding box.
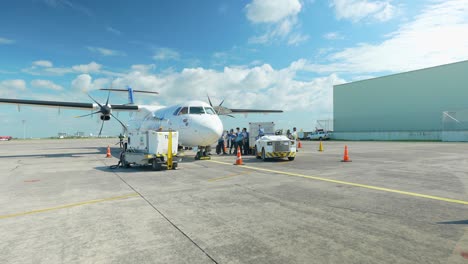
[223,130,229,153]
[257,128,265,139]
[292,127,298,140]
[242,128,249,155]
[118,133,124,149]
[216,133,227,155]
[235,127,243,154]
[229,129,236,154]
[292,127,298,152]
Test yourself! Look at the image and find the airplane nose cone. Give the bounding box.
[189,115,224,146]
[213,121,223,138]
[204,119,223,144]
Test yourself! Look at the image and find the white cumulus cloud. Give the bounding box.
[106,61,345,114]
[71,74,92,92]
[71,61,102,73]
[0,37,15,44]
[31,79,63,91]
[106,26,122,35]
[32,60,53,67]
[0,79,26,90]
[323,32,344,40]
[131,64,156,73]
[24,61,106,76]
[246,0,301,23]
[330,0,396,22]
[246,0,306,45]
[71,74,110,93]
[87,46,126,56]
[300,0,468,74]
[153,48,180,61]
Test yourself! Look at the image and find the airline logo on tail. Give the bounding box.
[127,87,134,104]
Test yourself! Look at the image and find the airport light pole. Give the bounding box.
[22,120,26,139]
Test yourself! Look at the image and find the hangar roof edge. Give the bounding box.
[334,59,468,88]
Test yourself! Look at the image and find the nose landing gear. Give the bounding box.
[195,145,212,160]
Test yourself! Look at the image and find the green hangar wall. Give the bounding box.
[333,60,468,141]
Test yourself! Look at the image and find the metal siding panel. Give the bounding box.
[334,61,468,132]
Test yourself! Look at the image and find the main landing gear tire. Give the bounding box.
[152,159,162,171]
[288,157,295,161]
[254,148,261,159]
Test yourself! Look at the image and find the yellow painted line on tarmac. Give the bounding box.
[208,172,250,182]
[208,160,468,206]
[0,193,139,220]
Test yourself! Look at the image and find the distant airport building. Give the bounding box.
[333,60,468,141]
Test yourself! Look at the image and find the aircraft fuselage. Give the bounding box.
[127,100,224,147]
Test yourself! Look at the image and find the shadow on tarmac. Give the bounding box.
[212,154,292,164]
[0,151,102,158]
[437,220,468,225]
[0,147,109,158]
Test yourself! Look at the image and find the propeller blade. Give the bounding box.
[98,120,105,137]
[74,111,101,118]
[87,93,103,108]
[227,114,235,118]
[110,113,128,133]
[105,90,111,106]
[207,94,213,107]
[219,99,224,106]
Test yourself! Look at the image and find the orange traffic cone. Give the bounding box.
[341,145,351,162]
[106,145,111,158]
[234,146,243,165]
[297,140,302,148]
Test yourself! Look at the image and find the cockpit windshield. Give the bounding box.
[176,106,215,115]
[189,106,205,114]
[177,107,188,115]
[205,107,216,115]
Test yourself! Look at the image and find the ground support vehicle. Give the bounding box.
[121,130,179,170]
[307,129,331,140]
[254,135,296,161]
[248,122,276,154]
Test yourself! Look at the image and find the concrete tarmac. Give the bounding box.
[0,139,467,263]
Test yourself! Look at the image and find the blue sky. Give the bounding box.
[1,0,468,137]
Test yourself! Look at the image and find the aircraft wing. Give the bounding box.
[229,109,283,114]
[213,105,283,115]
[0,98,139,111]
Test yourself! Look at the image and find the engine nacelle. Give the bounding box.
[100,115,111,121]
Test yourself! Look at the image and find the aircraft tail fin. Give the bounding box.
[127,87,134,104]
[99,87,158,104]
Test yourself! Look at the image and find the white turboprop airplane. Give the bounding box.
[0,88,282,158]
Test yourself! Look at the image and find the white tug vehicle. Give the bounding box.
[251,122,296,161]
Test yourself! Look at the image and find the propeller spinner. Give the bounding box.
[207,95,234,118]
[75,90,127,137]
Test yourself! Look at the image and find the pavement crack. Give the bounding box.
[10,160,22,172]
[108,165,218,264]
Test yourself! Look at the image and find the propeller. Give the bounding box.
[75,90,128,137]
[207,95,234,118]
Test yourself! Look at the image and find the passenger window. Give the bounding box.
[173,107,181,115]
[178,107,188,115]
[205,107,216,115]
[189,106,205,114]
